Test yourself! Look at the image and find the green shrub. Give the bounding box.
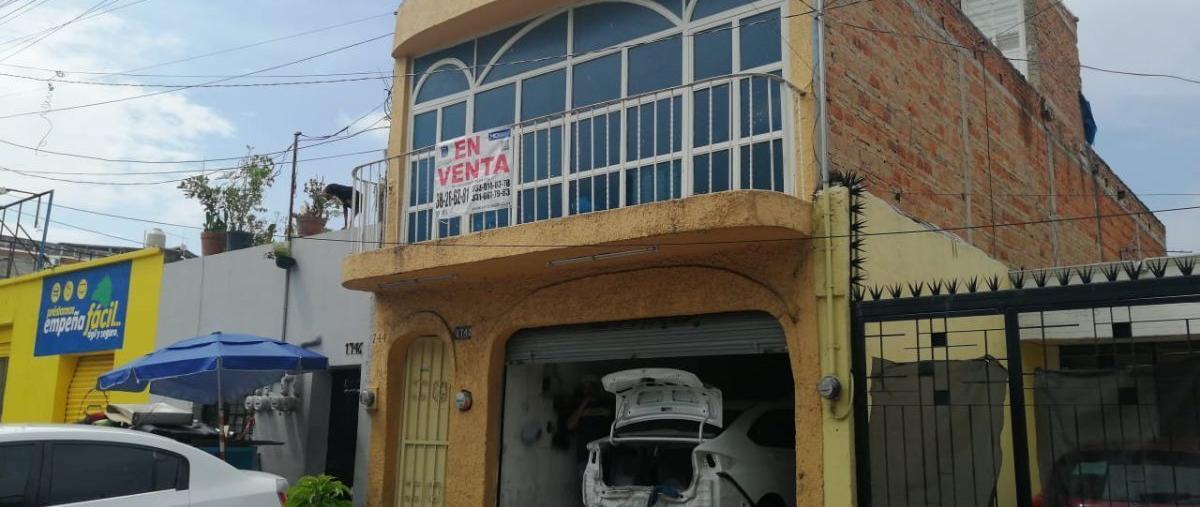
[285,474,352,507]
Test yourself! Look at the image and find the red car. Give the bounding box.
[1034,446,1200,507]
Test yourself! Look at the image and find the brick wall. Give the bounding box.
[823,0,1165,268]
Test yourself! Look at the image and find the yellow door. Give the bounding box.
[63,353,114,423]
[395,336,453,507]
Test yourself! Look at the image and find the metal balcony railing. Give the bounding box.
[351,73,806,251]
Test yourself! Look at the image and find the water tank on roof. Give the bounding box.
[144,228,166,249]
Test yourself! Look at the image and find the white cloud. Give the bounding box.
[0,2,234,249]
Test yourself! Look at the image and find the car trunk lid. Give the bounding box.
[602,368,723,436]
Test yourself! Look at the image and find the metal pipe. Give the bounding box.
[814,0,831,189]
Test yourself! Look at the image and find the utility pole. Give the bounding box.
[281,131,301,344]
[285,131,302,239]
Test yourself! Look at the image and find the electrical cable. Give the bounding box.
[0,70,392,88]
[9,148,387,176]
[0,0,152,50]
[0,125,389,184]
[0,31,394,120]
[831,20,1200,86]
[41,199,1200,248]
[0,0,118,63]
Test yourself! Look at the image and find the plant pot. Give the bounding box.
[295,215,327,237]
[274,255,296,270]
[201,230,226,256]
[225,230,254,251]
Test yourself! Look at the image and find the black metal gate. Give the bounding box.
[851,258,1200,506]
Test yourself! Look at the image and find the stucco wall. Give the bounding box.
[156,230,374,503]
[362,233,824,506]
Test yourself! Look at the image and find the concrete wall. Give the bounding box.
[156,230,374,504]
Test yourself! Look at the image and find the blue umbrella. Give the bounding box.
[98,332,328,457]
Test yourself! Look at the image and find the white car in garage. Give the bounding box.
[0,425,288,507]
[582,368,795,507]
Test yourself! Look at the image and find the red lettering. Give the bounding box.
[478,156,493,175]
[437,166,452,185]
[466,136,480,157]
[452,163,464,183]
[494,154,510,174]
[465,160,480,180]
[454,139,468,159]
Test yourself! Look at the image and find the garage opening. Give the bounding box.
[499,312,796,507]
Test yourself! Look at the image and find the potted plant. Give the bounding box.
[178,174,227,256]
[222,152,279,251]
[265,242,295,269]
[294,177,341,237]
[284,474,352,507]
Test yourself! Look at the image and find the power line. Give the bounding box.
[0,11,393,100]
[0,0,152,50]
[0,126,389,185]
[0,31,394,120]
[8,148,387,176]
[44,198,1200,248]
[831,19,1200,86]
[0,0,118,63]
[0,70,392,88]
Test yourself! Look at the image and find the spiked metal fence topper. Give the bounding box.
[830,170,868,301]
[859,255,1199,301]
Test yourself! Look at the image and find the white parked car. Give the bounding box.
[0,425,288,507]
[582,369,795,507]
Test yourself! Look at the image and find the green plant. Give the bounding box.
[284,475,352,507]
[266,241,290,259]
[222,152,279,234]
[299,177,341,219]
[178,174,226,232]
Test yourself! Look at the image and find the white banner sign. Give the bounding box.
[433,129,513,220]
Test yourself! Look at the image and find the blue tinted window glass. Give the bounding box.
[474,85,515,132]
[572,53,621,108]
[625,96,683,159]
[570,112,620,173]
[521,69,566,120]
[438,217,461,237]
[649,0,683,16]
[691,0,755,20]
[416,65,470,104]
[739,9,781,70]
[441,102,467,140]
[521,128,562,182]
[627,36,682,95]
[412,111,437,149]
[477,22,529,75]
[693,84,730,147]
[574,3,674,54]
[414,41,475,84]
[739,140,776,190]
[625,162,680,205]
[693,24,732,79]
[692,150,730,194]
[470,209,511,231]
[739,76,781,137]
[772,139,784,191]
[484,13,567,83]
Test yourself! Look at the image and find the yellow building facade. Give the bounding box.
[0,249,163,423]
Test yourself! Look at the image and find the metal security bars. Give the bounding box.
[396,72,803,245]
[0,188,53,277]
[349,158,392,252]
[852,256,1200,507]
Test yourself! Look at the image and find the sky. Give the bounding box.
[0,0,396,252]
[0,0,1195,256]
[1061,0,1200,255]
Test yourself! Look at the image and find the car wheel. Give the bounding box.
[756,494,787,507]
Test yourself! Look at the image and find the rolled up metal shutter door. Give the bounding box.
[63,353,113,423]
[506,312,786,365]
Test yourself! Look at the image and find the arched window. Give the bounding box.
[414,63,470,104]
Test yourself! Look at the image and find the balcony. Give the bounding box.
[345,73,813,286]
